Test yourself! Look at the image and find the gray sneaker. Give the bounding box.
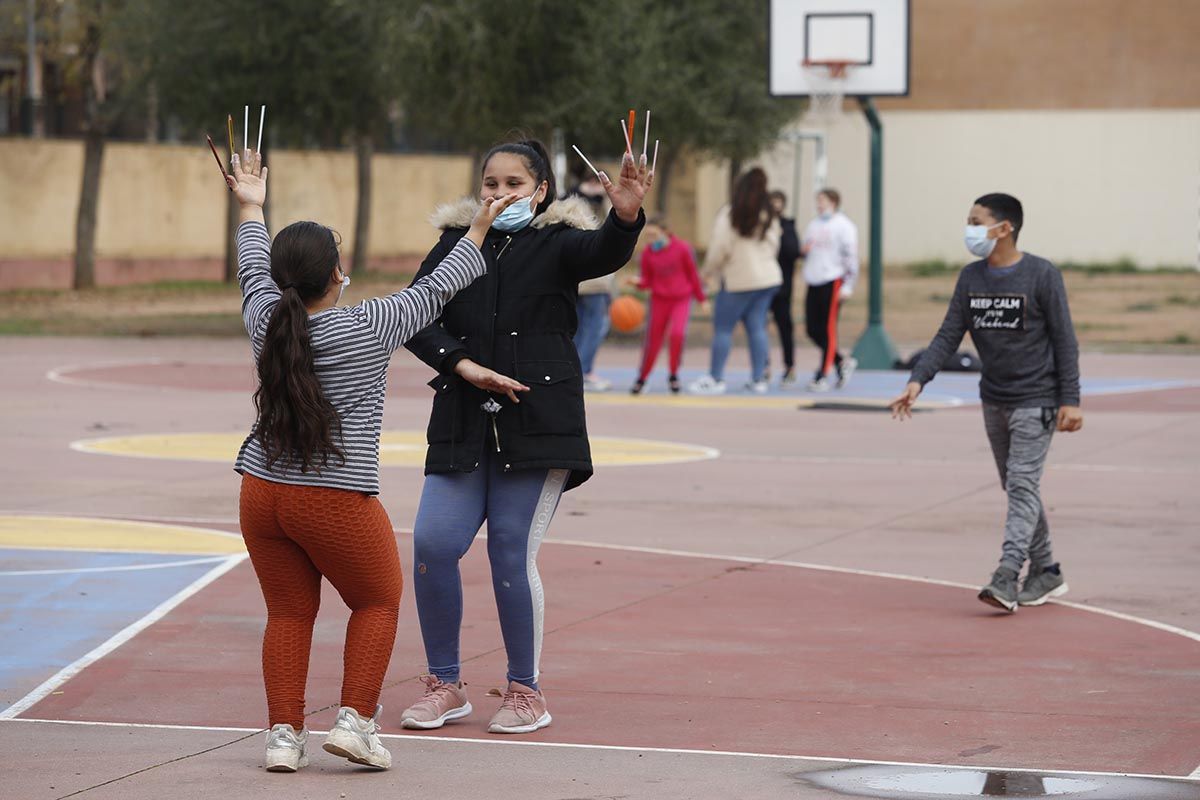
[1018,563,1068,606]
[978,567,1019,613]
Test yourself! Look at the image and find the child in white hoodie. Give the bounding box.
[801,188,859,391]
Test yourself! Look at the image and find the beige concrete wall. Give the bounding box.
[97,142,229,259]
[0,140,83,258]
[368,154,476,257]
[0,139,476,279]
[755,109,1200,269]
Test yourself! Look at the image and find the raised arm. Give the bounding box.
[365,195,519,355]
[558,208,645,281]
[363,240,485,353]
[561,149,653,280]
[225,151,276,339]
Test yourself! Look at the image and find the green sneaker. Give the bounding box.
[978,567,1019,613]
[1018,563,1068,606]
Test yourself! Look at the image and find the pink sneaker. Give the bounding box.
[487,681,552,734]
[400,675,472,730]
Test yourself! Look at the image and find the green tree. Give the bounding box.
[66,0,145,289]
[129,0,401,277]
[396,0,801,208]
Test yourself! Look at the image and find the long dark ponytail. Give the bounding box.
[730,167,775,239]
[254,221,345,473]
[482,137,556,215]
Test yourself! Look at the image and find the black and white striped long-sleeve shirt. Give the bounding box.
[233,220,485,494]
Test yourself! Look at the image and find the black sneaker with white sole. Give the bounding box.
[978,566,1019,612]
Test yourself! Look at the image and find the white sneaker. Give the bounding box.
[688,375,727,395]
[322,705,391,770]
[264,724,309,772]
[807,376,832,392]
[837,357,858,389]
[583,375,611,392]
[745,380,769,394]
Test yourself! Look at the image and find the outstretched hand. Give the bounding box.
[600,151,653,225]
[226,149,267,208]
[889,381,922,420]
[454,359,530,404]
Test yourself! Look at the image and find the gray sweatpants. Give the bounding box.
[982,404,1057,572]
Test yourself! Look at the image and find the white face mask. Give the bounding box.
[964,223,1004,258]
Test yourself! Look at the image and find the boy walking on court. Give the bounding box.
[801,189,858,391]
[889,193,1083,613]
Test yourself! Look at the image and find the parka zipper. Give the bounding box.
[480,234,513,460]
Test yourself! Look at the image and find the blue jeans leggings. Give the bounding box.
[573,293,611,375]
[710,286,779,382]
[412,452,568,690]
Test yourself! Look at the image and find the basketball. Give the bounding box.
[609,295,646,333]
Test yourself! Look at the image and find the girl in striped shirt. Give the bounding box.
[225,149,521,773]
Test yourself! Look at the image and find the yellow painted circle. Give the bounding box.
[72,431,718,468]
[0,515,245,555]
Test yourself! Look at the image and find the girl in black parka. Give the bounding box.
[399,138,651,735]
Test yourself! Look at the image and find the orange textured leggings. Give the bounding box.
[239,473,402,730]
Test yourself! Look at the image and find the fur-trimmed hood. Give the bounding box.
[429,195,601,232]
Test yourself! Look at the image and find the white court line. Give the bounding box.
[0,553,248,720]
[45,358,250,394]
[3,510,1198,644]
[3,717,1198,783]
[546,537,1200,645]
[0,555,229,577]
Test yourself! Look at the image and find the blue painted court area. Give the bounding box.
[0,548,224,711]
[591,366,1197,405]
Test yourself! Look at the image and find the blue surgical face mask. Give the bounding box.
[818,210,834,221]
[650,237,668,252]
[964,223,1003,259]
[492,185,543,232]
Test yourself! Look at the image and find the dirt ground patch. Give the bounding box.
[2,267,1197,351]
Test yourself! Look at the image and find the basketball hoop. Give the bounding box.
[801,60,852,126]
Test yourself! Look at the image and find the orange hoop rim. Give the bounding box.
[802,59,855,79]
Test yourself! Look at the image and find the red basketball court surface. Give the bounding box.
[1,337,1198,799]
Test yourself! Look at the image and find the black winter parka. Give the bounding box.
[405,196,645,491]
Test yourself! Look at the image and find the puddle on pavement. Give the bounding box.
[798,765,1200,799]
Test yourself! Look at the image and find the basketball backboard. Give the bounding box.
[768,0,911,97]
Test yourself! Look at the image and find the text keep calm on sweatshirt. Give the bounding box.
[909,254,1081,408]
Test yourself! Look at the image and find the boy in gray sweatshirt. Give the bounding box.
[890,193,1084,612]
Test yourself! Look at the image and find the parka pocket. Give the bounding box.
[514,360,584,436]
[426,376,461,444]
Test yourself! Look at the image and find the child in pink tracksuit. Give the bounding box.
[629,219,706,394]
